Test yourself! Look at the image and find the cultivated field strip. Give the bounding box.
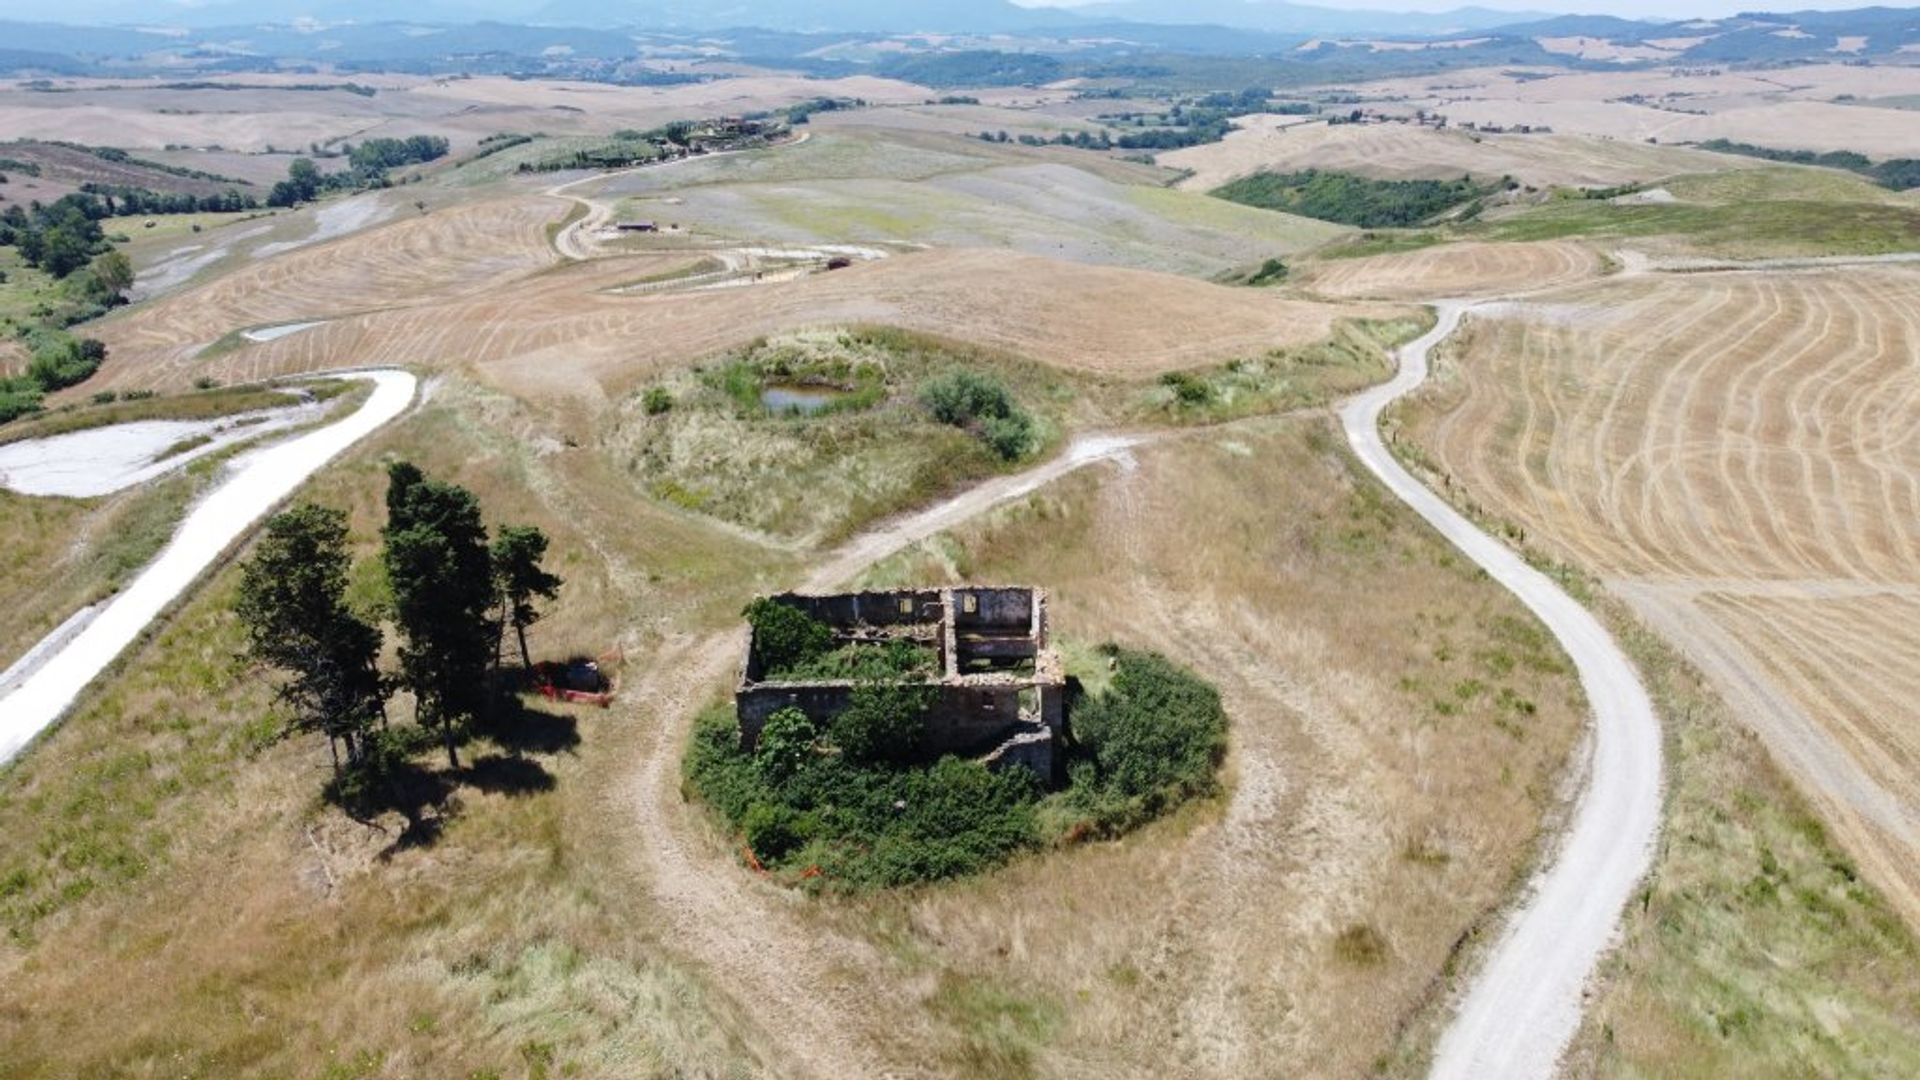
[1304,241,1602,301]
[1406,265,1920,922]
[96,196,560,366]
[101,245,1395,399]
[1424,269,1920,583]
[1161,120,1750,191]
[1699,592,1920,808]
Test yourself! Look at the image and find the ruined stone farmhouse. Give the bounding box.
[735,587,1067,781]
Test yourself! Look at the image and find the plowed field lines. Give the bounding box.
[1305,241,1602,301]
[1406,265,1920,923]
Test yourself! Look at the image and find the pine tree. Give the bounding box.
[491,524,562,671]
[382,462,495,769]
[235,504,385,774]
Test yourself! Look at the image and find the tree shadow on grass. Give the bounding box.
[459,752,557,797]
[328,754,458,859]
[471,696,582,757]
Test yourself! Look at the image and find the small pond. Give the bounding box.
[760,382,854,415]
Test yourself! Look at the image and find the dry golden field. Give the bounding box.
[1162,118,1753,190]
[1396,265,1920,927]
[1301,240,1604,300]
[92,227,1390,403]
[0,73,932,155]
[1310,63,1920,157]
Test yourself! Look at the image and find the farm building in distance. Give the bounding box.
[735,587,1067,781]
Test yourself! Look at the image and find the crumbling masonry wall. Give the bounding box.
[735,587,1067,782]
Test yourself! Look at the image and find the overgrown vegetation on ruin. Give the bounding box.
[684,641,1228,888]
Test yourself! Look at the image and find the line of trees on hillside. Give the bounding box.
[1698,139,1920,191]
[267,135,449,208]
[235,463,563,804]
[77,182,259,215]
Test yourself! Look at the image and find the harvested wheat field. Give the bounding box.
[96,195,564,358]
[1161,118,1749,191]
[1396,265,1920,926]
[95,246,1397,402]
[1303,241,1604,301]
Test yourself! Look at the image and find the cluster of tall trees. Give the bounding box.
[0,196,109,278]
[267,135,449,208]
[235,463,563,790]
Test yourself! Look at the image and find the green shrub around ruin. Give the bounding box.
[684,641,1230,889]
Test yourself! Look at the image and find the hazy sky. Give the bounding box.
[1013,0,1895,19]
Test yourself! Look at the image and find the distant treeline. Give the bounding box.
[976,88,1312,154]
[79,183,259,215]
[1699,139,1920,191]
[1213,169,1492,228]
[346,134,450,172]
[26,80,378,96]
[8,139,252,186]
[267,135,449,207]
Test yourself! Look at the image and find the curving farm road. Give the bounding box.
[1340,304,1664,1079]
[0,370,417,765]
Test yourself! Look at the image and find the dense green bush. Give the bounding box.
[920,371,1036,461]
[1160,371,1214,406]
[782,638,939,682]
[685,644,1229,888]
[26,333,106,391]
[685,705,1039,888]
[1063,647,1229,834]
[1213,169,1488,228]
[743,598,832,675]
[829,681,934,765]
[0,378,43,423]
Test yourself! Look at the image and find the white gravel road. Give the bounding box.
[0,370,416,765]
[1340,304,1664,1080]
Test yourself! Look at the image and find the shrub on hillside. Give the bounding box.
[921,371,1036,461]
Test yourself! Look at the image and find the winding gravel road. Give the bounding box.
[1340,305,1664,1079]
[0,370,417,765]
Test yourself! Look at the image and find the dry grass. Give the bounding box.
[0,380,794,1076]
[805,418,1587,1075]
[0,362,1588,1076]
[1564,593,1920,1077]
[0,471,199,675]
[97,244,1397,405]
[1301,240,1604,301]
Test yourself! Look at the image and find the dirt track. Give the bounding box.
[1343,305,1663,1079]
[615,433,1157,1074]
